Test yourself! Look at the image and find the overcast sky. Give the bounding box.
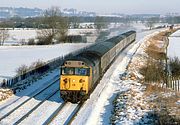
[0,0,180,14]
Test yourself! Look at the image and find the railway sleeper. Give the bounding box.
[60,90,87,103]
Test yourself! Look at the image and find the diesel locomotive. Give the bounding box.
[60,31,136,103]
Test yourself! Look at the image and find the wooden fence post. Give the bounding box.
[172,77,174,90]
[171,76,173,90]
[167,76,169,88]
[173,77,175,90]
[178,77,180,91]
[175,77,176,91]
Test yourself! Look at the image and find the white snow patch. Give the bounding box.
[168,30,180,58]
[0,43,91,83]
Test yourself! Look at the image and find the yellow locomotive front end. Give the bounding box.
[60,60,91,103]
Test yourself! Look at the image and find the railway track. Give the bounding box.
[64,103,84,125]
[43,102,67,125]
[13,90,60,125]
[46,102,83,125]
[0,74,59,113]
[42,102,67,125]
[0,73,84,125]
[0,77,60,125]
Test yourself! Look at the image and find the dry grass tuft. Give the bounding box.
[144,83,180,125]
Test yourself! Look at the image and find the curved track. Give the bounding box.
[0,77,60,125]
[47,102,83,125]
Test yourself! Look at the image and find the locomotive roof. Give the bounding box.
[105,35,125,44]
[79,52,100,66]
[63,30,136,66]
[81,30,136,57]
[64,52,100,67]
[83,41,116,57]
[105,30,135,44]
[122,30,136,37]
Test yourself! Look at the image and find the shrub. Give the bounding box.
[16,60,45,76]
[36,36,53,45]
[145,43,166,60]
[16,64,28,75]
[30,60,45,69]
[169,57,180,77]
[140,60,164,83]
[20,39,26,45]
[27,38,35,45]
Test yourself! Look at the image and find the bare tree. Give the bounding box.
[145,17,160,30]
[36,29,54,45]
[0,29,9,46]
[70,16,80,29]
[56,17,69,42]
[94,16,109,33]
[15,64,28,75]
[37,7,68,44]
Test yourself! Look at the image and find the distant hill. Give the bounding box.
[0,7,43,18]
[0,7,96,18]
[62,8,96,17]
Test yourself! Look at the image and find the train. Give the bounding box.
[60,30,136,103]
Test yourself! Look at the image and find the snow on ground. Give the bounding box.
[49,103,78,125]
[4,28,97,45]
[0,43,91,83]
[19,91,63,125]
[0,69,58,108]
[68,29,96,35]
[72,28,167,125]
[0,80,59,125]
[131,22,147,32]
[110,81,154,125]
[109,28,180,125]
[6,29,37,45]
[168,29,180,58]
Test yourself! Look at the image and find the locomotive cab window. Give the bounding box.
[61,67,74,75]
[75,68,90,76]
[61,67,90,76]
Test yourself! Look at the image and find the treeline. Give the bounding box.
[0,17,43,28]
[0,16,132,28]
[1,16,180,29]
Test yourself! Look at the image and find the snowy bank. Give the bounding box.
[111,28,180,125]
[168,29,180,59]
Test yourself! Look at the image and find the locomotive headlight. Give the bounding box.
[79,79,85,83]
[72,79,76,83]
[63,78,68,83]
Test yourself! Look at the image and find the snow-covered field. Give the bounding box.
[0,43,91,83]
[6,29,37,45]
[168,29,180,58]
[4,28,98,45]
